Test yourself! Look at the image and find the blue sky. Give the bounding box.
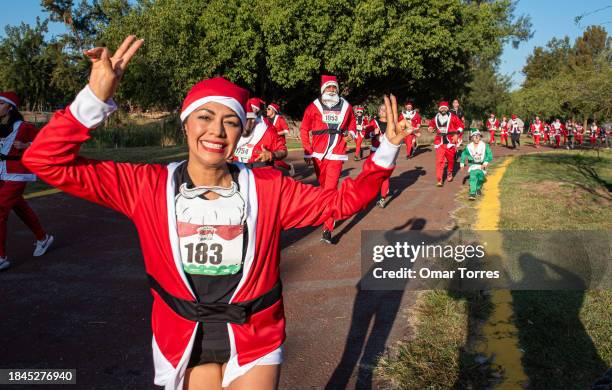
[2,1,611,90]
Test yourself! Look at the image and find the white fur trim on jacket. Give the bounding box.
[69,85,117,129]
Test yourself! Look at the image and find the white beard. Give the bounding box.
[321,93,340,108]
[437,113,449,125]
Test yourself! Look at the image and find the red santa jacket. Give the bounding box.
[300,97,356,161]
[233,117,286,164]
[530,121,543,135]
[365,118,388,151]
[351,115,368,138]
[486,118,500,131]
[0,120,37,181]
[500,120,509,134]
[551,121,565,135]
[399,110,422,133]
[428,113,464,149]
[271,114,290,136]
[22,86,400,390]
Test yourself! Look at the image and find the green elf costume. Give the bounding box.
[460,130,493,200]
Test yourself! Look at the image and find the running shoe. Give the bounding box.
[33,234,54,257]
[0,257,10,271]
[320,230,332,244]
[436,182,443,187]
[377,197,387,208]
[289,163,296,177]
[468,194,476,201]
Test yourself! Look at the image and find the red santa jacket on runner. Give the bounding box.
[399,110,422,131]
[428,113,464,149]
[300,98,356,161]
[365,118,388,151]
[530,120,543,135]
[486,118,500,131]
[500,120,509,135]
[271,114,290,136]
[22,86,400,390]
[351,115,368,139]
[0,120,38,181]
[233,117,286,164]
[552,121,565,136]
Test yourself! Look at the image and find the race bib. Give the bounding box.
[234,144,254,163]
[179,223,244,276]
[322,110,341,125]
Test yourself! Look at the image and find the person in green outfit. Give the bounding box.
[460,129,492,200]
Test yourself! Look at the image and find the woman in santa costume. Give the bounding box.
[543,121,551,145]
[400,100,421,159]
[500,115,509,147]
[0,91,54,271]
[265,103,295,176]
[551,118,564,148]
[23,36,409,390]
[575,122,584,146]
[530,115,543,149]
[428,101,464,187]
[299,75,357,244]
[232,97,287,170]
[486,112,499,146]
[351,106,367,161]
[460,130,492,200]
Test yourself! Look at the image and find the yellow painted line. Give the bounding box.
[24,188,62,200]
[474,156,528,388]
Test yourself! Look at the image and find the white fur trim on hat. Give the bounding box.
[0,96,17,107]
[180,96,246,127]
[320,81,339,94]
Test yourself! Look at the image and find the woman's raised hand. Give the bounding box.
[84,35,144,102]
[383,94,412,145]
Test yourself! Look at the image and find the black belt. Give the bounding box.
[245,161,272,169]
[312,129,344,136]
[0,154,21,161]
[147,274,282,324]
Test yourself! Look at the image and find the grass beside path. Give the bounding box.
[377,149,612,389]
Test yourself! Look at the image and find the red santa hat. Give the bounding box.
[438,101,449,109]
[0,91,20,108]
[320,75,339,94]
[246,97,265,119]
[267,102,280,113]
[511,114,517,119]
[355,106,364,113]
[180,77,249,127]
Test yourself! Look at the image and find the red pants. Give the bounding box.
[500,133,508,145]
[313,158,343,231]
[435,144,456,182]
[354,135,364,159]
[489,131,496,144]
[563,134,567,144]
[404,134,415,157]
[381,178,390,198]
[555,135,561,147]
[590,136,597,145]
[576,135,583,145]
[0,180,46,257]
[274,160,291,170]
[534,135,540,147]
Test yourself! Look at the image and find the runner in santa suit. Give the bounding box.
[400,100,421,159]
[460,130,492,200]
[233,98,287,169]
[300,75,357,244]
[575,122,584,146]
[589,122,599,145]
[598,124,608,147]
[428,101,464,186]
[508,114,522,149]
[500,116,509,147]
[22,37,409,390]
[565,119,575,149]
[551,118,564,148]
[265,102,295,176]
[450,99,465,145]
[543,121,551,145]
[486,113,499,146]
[351,106,367,161]
[0,92,54,271]
[530,115,543,149]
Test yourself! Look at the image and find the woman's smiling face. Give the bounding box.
[184,101,243,167]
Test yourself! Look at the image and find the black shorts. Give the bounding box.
[188,323,231,367]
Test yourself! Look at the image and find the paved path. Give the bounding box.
[1,143,523,389]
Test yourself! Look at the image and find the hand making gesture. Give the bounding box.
[84,35,144,102]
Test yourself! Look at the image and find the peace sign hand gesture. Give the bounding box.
[383,95,411,146]
[84,35,144,102]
